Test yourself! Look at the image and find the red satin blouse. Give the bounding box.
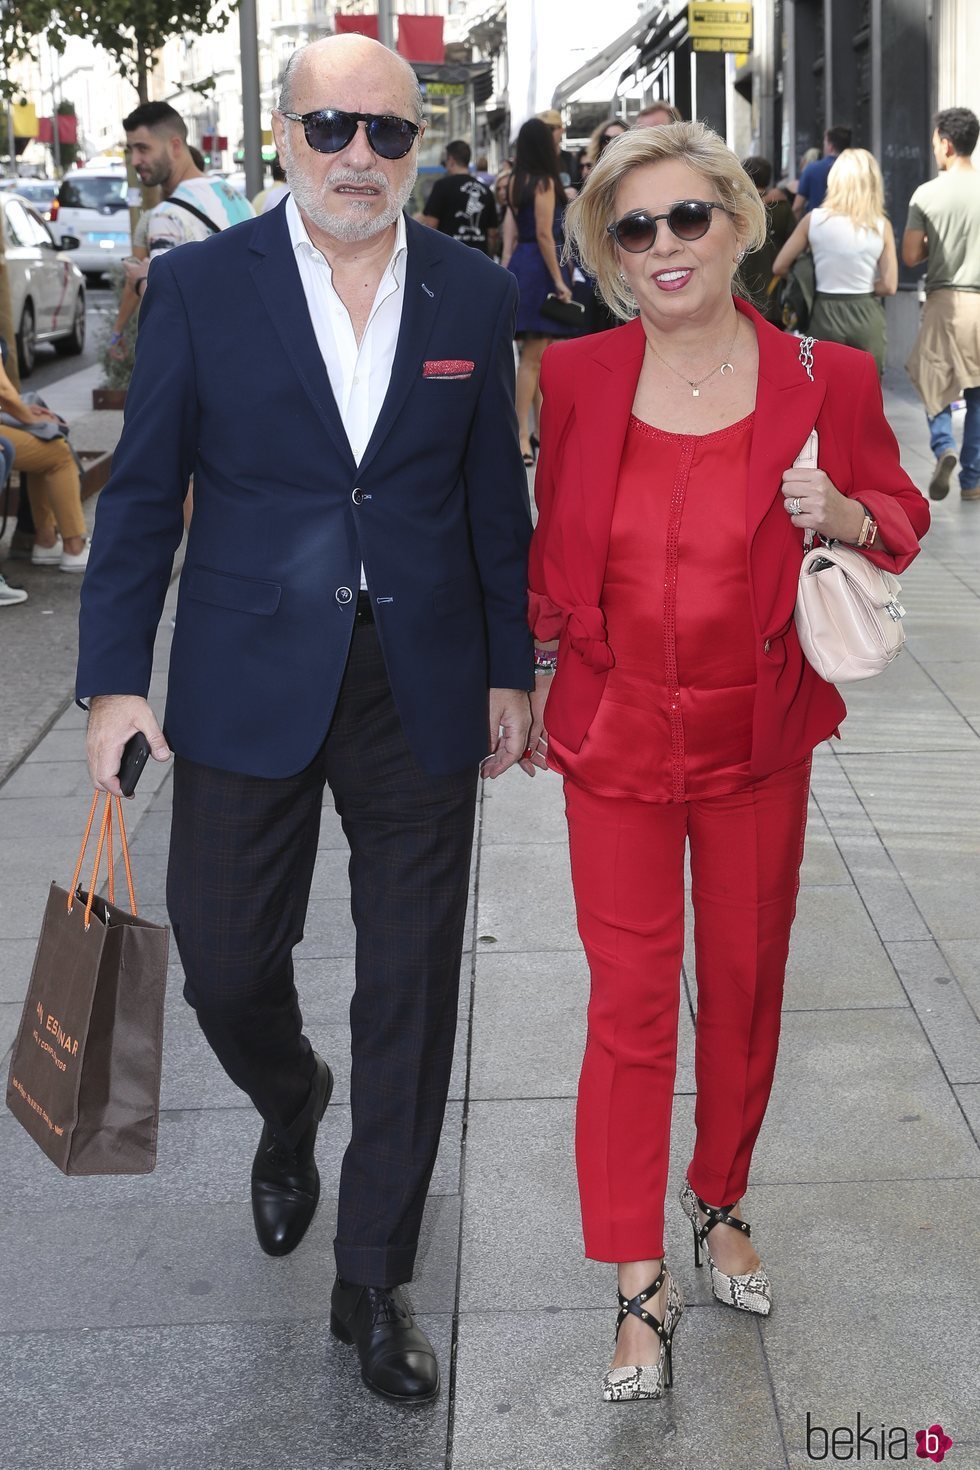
[547,411,759,802]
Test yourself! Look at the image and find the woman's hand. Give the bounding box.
[781,468,867,544]
[552,283,573,302]
[519,674,552,776]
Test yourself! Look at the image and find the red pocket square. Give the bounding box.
[423,359,475,379]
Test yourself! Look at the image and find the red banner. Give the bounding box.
[335,15,380,40]
[397,14,445,62]
[37,115,79,144]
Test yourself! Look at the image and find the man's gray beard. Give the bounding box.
[286,156,417,242]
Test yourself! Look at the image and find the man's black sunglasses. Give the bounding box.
[607,200,733,252]
[279,108,420,160]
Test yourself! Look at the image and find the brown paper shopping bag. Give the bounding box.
[5,791,169,1174]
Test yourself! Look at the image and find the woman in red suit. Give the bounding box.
[521,123,929,1402]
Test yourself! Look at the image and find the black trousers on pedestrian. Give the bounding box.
[167,619,478,1286]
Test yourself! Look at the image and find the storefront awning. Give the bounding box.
[623,0,691,87]
[551,2,684,106]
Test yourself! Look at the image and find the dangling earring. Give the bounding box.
[735,248,746,265]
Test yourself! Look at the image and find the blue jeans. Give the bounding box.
[928,386,980,489]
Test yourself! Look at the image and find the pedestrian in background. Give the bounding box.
[739,155,795,324]
[792,125,851,217]
[0,347,88,572]
[522,121,928,1403]
[903,106,980,502]
[78,33,531,1408]
[502,117,576,465]
[419,138,498,254]
[634,100,682,128]
[774,148,897,375]
[537,107,577,187]
[585,118,628,172]
[251,155,289,214]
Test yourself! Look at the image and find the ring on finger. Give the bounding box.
[787,496,802,516]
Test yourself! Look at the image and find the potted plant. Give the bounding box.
[93,269,137,410]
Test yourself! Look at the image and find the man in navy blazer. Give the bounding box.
[78,34,532,1403]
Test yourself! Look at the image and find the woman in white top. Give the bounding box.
[773,148,898,374]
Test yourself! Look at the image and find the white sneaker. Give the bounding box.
[0,573,28,605]
[31,539,63,566]
[60,542,90,573]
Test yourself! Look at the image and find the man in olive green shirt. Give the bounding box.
[903,107,980,501]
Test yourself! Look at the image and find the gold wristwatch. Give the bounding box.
[855,503,878,548]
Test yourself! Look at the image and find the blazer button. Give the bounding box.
[352,488,364,505]
[335,586,353,605]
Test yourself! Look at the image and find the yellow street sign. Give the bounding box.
[12,102,39,137]
[693,35,753,52]
[688,3,753,43]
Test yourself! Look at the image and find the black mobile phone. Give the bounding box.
[118,731,152,797]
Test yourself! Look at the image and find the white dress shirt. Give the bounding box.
[286,194,407,464]
[286,196,408,590]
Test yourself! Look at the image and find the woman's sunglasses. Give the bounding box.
[279,108,420,160]
[607,200,733,252]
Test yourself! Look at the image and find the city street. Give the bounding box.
[21,279,116,393]
[0,360,977,1469]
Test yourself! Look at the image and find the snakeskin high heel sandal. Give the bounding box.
[601,1264,683,1402]
[679,1180,772,1316]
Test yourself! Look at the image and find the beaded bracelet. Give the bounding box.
[533,648,558,674]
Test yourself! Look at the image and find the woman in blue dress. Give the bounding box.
[502,118,577,464]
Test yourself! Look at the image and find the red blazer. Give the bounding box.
[529,298,930,779]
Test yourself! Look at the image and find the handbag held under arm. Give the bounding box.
[791,338,907,683]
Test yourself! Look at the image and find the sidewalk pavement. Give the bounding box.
[1,370,978,1470]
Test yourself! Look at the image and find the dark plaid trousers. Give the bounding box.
[167,622,478,1286]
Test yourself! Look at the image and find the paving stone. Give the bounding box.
[23,727,91,763]
[925,659,980,719]
[0,1101,465,1209]
[939,939,980,1021]
[451,1307,785,1470]
[757,1180,980,1462]
[782,887,906,1011]
[459,1097,706,1314]
[754,1009,980,1184]
[886,939,980,1083]
[0,1316,452,1470]
[956,1084,980,1140]
[0,999,21,1070]
[479,764,567,845]
[469,950,696,1100]
[0,939,39,1003]
[0,1192,460,1333]
[476,843,579,952]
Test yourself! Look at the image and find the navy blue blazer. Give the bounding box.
[76,208,533,777]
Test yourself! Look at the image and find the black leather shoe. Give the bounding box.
[330,1277,439,1403]
[251,1054,332,1257]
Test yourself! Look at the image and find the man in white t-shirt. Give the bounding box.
[109,103,255,354]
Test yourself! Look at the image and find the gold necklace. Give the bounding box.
[646,318,740,398]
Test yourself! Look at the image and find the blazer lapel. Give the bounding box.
[248,209,356,472]
[356,217,444,479]
[572,317,647,587]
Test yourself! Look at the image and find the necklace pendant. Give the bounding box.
[692,386,700,398]
[720,361,735,377]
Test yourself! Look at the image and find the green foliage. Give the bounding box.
[2,1,241,101]
[97,269,137,390]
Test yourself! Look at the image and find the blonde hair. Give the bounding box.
[821,147,886,233]
[564,121,768,322]
[586,117,627,167]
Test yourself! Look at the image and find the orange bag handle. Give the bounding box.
[68,791,138,928]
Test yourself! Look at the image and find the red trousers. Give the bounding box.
[565,757,811,1262]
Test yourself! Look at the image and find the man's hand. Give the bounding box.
[86,695,171,796]
[481,688,531,780]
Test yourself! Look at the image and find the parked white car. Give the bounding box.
[52,168,130,281]
[3,193,86,377]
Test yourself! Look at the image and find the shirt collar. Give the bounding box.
[285,193,407,283]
